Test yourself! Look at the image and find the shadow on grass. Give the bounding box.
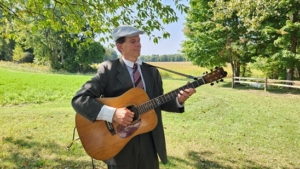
[2,136,104,169]
[220,81,300,95]
[166,150,271,169]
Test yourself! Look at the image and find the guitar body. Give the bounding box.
[75,88,158,160]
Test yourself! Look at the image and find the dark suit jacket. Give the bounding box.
[71,58,184,164]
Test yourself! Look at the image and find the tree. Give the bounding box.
[12,44,23,62]
[183,0,299,81]
[0,5,107,71]
[182,0,252,77]
[103,47,118,61]
[223,0,300,80]
[0,37,14,61]
[0,0,189,45]
[63,41,105,73]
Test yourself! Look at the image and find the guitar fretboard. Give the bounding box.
[136,77,206,114]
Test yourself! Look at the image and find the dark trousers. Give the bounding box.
[107,132,159,169]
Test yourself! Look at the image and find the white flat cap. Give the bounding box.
[112,25,144,41]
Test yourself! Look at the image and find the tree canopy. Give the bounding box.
[0,0,189,72]
[0,0,188,44]
[183,0,299,80]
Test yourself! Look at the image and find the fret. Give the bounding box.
[166,93,171,100]
[136,106,141,114]
[194,80,201,87]
[148,102,152,111]
[156,97,161,106]
[201,77,205,85]
[159,95,166,105]
[191,82,195,88]
[171,90,176,96]
[171,91,177,98]
[144,102,149,112]
[140,105,144,113]
[161,95,166,103]
[138,105,142,113]
[189,83,194,88]
[179,86,185,91]
[150,101,155,109]
[165,94,169,101]
[142,104,146,112]
[151,100,156,108]
[139,102,146,114]
[147,101,153,111]
[167,93,171,100]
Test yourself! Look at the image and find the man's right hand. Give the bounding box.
[113,107,134,126]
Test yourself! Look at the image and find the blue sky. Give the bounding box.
[140,1,188,55]
[140,17,186,56]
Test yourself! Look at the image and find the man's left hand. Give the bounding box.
[177,87,196,104]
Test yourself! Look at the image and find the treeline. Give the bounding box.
[105,52,188,62]
[140,54,187,62]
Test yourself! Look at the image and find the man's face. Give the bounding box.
[118,35,141,60]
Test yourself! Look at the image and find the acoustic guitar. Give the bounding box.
[75,67,227,160]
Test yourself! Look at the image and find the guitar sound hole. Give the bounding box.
[126,105,140,123]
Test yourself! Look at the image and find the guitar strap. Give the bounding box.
[143,62,199,80]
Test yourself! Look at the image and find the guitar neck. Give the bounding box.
[136,77,206,114]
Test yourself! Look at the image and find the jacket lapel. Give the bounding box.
[141,62,154,97]
[116,58,134,89]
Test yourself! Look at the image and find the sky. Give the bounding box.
[139,0,188,55]
[140,6,187,56]
[140,18,186,55]
[101,0,188,56]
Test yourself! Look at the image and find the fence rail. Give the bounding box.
[233,77,300,91]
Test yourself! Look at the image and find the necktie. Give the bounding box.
[133,63,144,89]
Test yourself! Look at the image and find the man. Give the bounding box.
[71,25,196,169]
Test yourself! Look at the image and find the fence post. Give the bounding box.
[232,75,235,88]
[264,77,267,92]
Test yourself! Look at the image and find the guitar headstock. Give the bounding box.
[203,67,227,85]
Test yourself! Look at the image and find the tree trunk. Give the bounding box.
[295,68,299,80]
[231,59,241,86]
[235,61,241,77]
[286,6,299,82]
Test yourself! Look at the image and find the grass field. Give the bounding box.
[1,61,299,169]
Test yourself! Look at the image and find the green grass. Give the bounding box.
[0,67,91,106]
[1,62,300,169]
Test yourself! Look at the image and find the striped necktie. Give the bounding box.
[133,63,144,89]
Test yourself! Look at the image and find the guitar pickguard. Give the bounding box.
[117,119,141,138]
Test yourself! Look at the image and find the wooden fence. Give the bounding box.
[233,77,300,91]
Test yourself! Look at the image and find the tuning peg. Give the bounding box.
[216,80,219,83]
[215,66,219,69]
[220,79,224,82]
[210,69,213,72]
[210,82,214,86]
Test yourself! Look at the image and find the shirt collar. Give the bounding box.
[122,57,142,68]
